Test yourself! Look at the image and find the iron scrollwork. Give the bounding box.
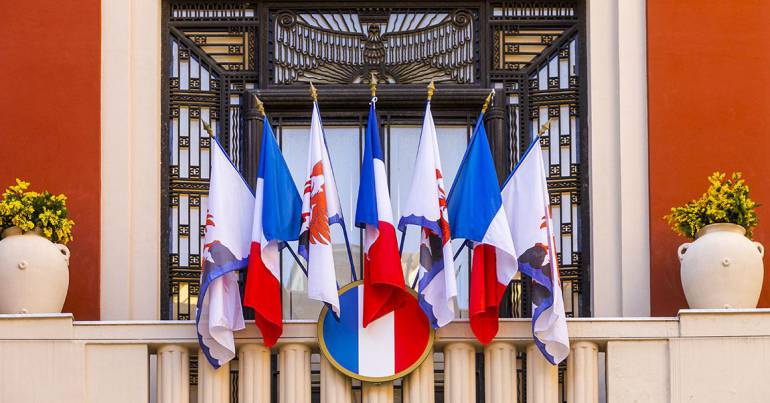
[272,9,476,84]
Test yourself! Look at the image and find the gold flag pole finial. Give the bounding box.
[202,120,214,137]
[370,71,378,98]
[309,81,318,102]
[481,89,495,114]
[253,94,266,118]
[537,121,551,137]
[427,80,436,101]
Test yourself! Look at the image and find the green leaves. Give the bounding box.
[665,172,759,239]
[0,179,74,244]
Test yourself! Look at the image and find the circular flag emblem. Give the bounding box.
[318,281,434,382]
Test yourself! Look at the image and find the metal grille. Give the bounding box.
[271,9,478,84]
[489,1,587,319]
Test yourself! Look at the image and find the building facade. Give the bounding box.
[1,0,770,402]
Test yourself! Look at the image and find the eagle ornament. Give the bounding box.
[274,9,475,84]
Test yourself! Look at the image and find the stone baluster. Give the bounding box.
[362,382,393,403]
[526,344,558,403]
[279,343,311,403]
[484,342,517,403]
[566,341,599,403]
[239,344,271,403]
[320,355,352,403]
[197,349,230,403]
[157,345,189,403]
[402,349,435,403]
[443,342,476,403]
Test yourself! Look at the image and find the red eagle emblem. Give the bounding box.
[302,161,331,245]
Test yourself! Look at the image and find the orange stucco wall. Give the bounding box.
[647,0,770,315]
[0,1,101,319]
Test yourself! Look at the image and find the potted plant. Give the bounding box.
[665,172,763,309]
[0,179,74,314]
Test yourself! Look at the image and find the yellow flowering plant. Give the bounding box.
[0,179,75,244]
[665,172,759,239]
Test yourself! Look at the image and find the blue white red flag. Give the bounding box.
[355,101,408,327]
[321,284,431,379]
[197,139,255,369]
[447,113,517,344]
[501,135,570,364]
[244,117,302,347]
[398,100,457,328]
[299,101,343,315]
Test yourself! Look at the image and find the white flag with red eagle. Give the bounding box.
[501,134,569,364]
[298,101,342,315]
[398,100,457,328]
[197,139,254,369]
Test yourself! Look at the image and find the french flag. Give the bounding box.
[447,112,517,344]
[355,101,408,328]
[322,285,430,378]
[243,117,302,347]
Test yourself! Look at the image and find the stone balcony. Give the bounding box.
[2,310,770,402]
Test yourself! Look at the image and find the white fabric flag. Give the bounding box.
[398,101,457,328]
[298,102,341,314]
[501,138,570,364]
[196,140,254,369]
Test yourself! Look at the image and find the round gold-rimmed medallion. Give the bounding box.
[317,280,435,383]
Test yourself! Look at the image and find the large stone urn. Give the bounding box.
[0,227,70,313]
[678,223,764,309]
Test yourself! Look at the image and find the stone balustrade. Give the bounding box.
[3,310,770,402]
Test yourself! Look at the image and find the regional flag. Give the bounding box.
[447,112,517,344]
[398,100,457,328]
[355,101,408,328]
[299,101,342,315]
[501,134,570,364]
[244,117,302,347]
[197,138,254,369]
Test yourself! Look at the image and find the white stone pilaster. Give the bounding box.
[320,355,352,403]
[402,349,435,403]
[362,382,393,403]
[443,342,476,403]
[484,342,517,403]
[278,343,311,403]
[566,341,599,403]
[238,344,271,403]
[157,345,189,403]
[526,344,558,403]
[198,349,230,403]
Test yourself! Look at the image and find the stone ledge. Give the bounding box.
[4,311,770,347]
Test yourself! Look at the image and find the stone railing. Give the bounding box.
[2,310,770,402]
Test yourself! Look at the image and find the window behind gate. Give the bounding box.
[162,1,589,325]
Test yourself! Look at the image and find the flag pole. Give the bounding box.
[253,94,266,118]
[370,71,378,100]
[535,121,551,141]
[481,89,495,114]
[311,81,358,282]
[398,231,407,256]
[309,81,318,103]
[281,242,308,277]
